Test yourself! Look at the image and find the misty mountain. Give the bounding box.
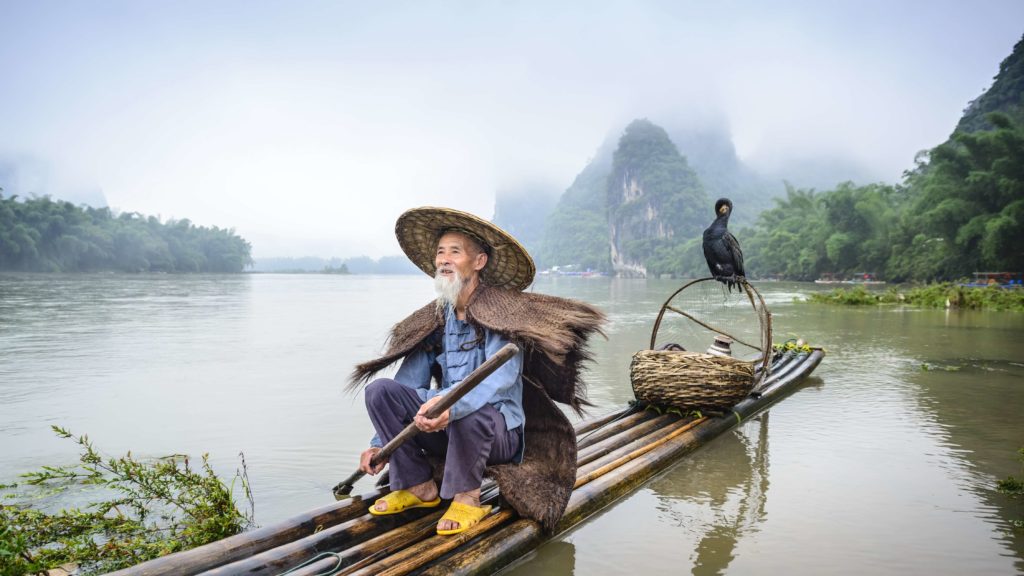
[535,134,617,272]
[758,156,879,194]
[956,35,1024,134]
[250,255,418,274]
[0,157,108,208]
[665,126,784,228]
[537,119,756,275]
[491,184,559,258]
[607,119,706,277]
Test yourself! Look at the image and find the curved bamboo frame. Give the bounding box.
[647,277,772,387]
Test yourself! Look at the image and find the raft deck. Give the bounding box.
[112,346,825,576]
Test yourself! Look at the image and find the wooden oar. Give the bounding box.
[332,342,520,498]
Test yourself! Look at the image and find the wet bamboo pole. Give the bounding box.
[196,506,438,576]
[107,489,385,576]
[575,416,706,486]
[577,413,677,467]
[274,512,443,576]
[345,509,517,576]
[573,406,631,436]
[576,409,657,450]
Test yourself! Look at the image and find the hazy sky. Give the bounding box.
[2,1,1022,258]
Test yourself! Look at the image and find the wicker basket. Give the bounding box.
[630,349,756,412]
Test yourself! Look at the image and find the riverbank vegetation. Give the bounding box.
[806,284,1024,311]
[0,427,254,576]
[0,192,252,273]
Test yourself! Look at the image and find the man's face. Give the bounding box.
[435,231,487,284]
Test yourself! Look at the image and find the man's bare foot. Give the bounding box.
[437,488,481,532]
[373,480,439,513]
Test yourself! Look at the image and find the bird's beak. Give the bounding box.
[719,205,729,215]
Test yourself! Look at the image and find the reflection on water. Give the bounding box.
[2,275,1023,575]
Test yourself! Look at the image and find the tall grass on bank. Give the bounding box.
[806,283,1024,311]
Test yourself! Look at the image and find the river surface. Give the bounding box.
[1,273,1022,575]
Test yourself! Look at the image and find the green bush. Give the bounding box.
[807,283,1024,311]
[0,427,254,575]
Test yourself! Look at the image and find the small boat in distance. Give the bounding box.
[960,271,1024,288]
[814,272,885,285]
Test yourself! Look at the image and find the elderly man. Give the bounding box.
[350,207,604,535]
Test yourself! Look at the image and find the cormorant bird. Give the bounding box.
[702,198,745,292]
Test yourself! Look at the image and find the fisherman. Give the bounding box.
[350,207,604,535]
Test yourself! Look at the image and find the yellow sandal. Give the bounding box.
[368,489,441,516]
[436,501,492,535]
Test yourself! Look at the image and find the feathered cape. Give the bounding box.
[349,284,606,532]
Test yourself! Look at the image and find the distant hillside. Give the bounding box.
[251,255,417,274]
[666,126,782,228]
[607,119,706,276]
[957,35,1024,133]
[492,184,559,259]
[536,136,616,272]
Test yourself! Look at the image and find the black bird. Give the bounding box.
[702,198,745,292]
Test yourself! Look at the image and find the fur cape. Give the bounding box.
[349,284,606,532]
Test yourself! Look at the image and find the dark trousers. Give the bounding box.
[365,378,521,499]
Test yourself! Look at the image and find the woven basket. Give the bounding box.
[630,349,756,412]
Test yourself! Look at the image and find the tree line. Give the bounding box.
[0,192,252,273]
[743,112,1024,282]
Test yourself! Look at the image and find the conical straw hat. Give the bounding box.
[395,206,535,291]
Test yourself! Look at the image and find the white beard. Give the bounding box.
[434,268,464,314]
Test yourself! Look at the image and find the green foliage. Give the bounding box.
[0,426,254,575]
[742,113,1024,282]
[0,193,252,273]
[742,184,829,281]
[806,284,1024,311]
[957,36,1024,133]
[894,112,1024,280]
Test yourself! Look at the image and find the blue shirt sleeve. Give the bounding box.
[369,347,435,448]
[440,331,523,422]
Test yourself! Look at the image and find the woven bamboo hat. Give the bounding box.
[395,206,535,291]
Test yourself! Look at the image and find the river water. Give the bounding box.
[0,273,1022,575]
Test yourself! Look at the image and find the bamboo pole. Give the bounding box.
[344,509,517,576]
[573,406,631,436]
[574,417,707,489]
[419,519,542,576]
[284,512,443,576]
[108,488,385,576]
[576,413,676,467]
[196,506,437,576]
[576,409,657,450]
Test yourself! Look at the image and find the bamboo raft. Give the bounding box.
[111,345,824,576]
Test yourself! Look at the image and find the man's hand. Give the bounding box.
[414,395,451,433]
[359,447,387,475]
